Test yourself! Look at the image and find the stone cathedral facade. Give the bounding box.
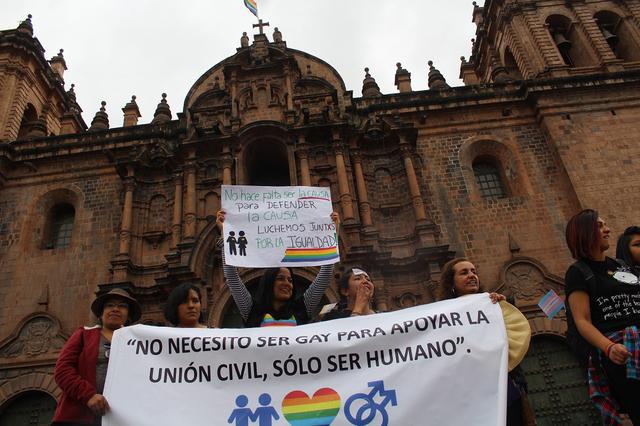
[1,0,640,424]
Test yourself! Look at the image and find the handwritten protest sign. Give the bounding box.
[221,185,339,267]
[103,294,508,426]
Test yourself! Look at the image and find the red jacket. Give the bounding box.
[52,326,101,424]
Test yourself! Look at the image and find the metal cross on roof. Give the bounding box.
[253,19,270,35]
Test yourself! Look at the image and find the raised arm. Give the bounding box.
[303,211,340,316]
[303,264,334,317]
[216,211,253,321]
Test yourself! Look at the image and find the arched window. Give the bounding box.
[595,11,640,62]
[504,48,523,80]
[473,159,507,199]
[244,140,290,186]
[546,15,596,68]
[44,203,75,249]
[16,104,38,140]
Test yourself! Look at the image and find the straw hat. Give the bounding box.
[90,288,141,323]
[499,300,532,371]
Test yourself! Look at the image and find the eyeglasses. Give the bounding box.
[104,302,129,310]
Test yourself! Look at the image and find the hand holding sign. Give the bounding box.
[221,185,341,268]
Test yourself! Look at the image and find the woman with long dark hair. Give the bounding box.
[164,283,207,328]
[216,210,339,328]
[320,267,375,321]
[616,225,640,274]
[565,210,640,424]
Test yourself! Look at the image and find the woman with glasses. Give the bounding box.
[565,210,640,424]
[52,288,141,425]
[216,210,340,328]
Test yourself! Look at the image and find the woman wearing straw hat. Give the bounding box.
[52,288,141,425]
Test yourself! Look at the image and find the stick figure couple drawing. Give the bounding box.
[228,394,278,426]
[227,231,248,256]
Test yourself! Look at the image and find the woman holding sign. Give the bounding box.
[216,210,340,328]
[438,258,534,426]
[565,211,640,424]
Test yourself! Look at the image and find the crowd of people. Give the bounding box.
[50,208,640,426]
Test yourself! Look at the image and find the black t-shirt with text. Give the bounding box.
[565,257,640,333]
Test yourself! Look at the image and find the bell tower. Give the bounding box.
[461,0,640,84]
[0,15,85,142]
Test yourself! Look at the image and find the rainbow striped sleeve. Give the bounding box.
[244,0,258,17]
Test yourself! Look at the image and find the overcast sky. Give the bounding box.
[2,1,480,125]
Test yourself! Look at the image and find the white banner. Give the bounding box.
[220,185,339,268]
[104,294,508,426]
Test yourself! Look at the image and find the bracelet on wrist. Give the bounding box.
[605,342,616,358]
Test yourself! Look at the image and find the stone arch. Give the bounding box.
[545,14,598,67]
[0,375,61,411]
[594,9,640,62]
[23,185,85,251]
[528,316,567,338]
[458,136,532,202]
[237,122,293,186]
[16,103,38,140]
[502,46,523,80]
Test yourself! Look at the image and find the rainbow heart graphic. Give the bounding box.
[282,387,341,426]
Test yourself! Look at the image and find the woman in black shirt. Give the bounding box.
[565,210,640,424]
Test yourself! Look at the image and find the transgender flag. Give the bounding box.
[538,289,565,319]
[244,0,258,17]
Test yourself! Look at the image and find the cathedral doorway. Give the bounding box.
[244,139,290,186]
[519,336,599,425]
[0,391,56,426]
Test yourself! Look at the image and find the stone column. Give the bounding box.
[118,166,135,255]
[171,172,183,248]
[297,134,311,186]
[222,144,233,185]
[0,72,18,139]
[352,149,372,227]
[229,72,238,119]
[333,136,354,221]
[373,277,388,312]
[183,160,197,240]
[400,137,427,222]
[284,64,294,111]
